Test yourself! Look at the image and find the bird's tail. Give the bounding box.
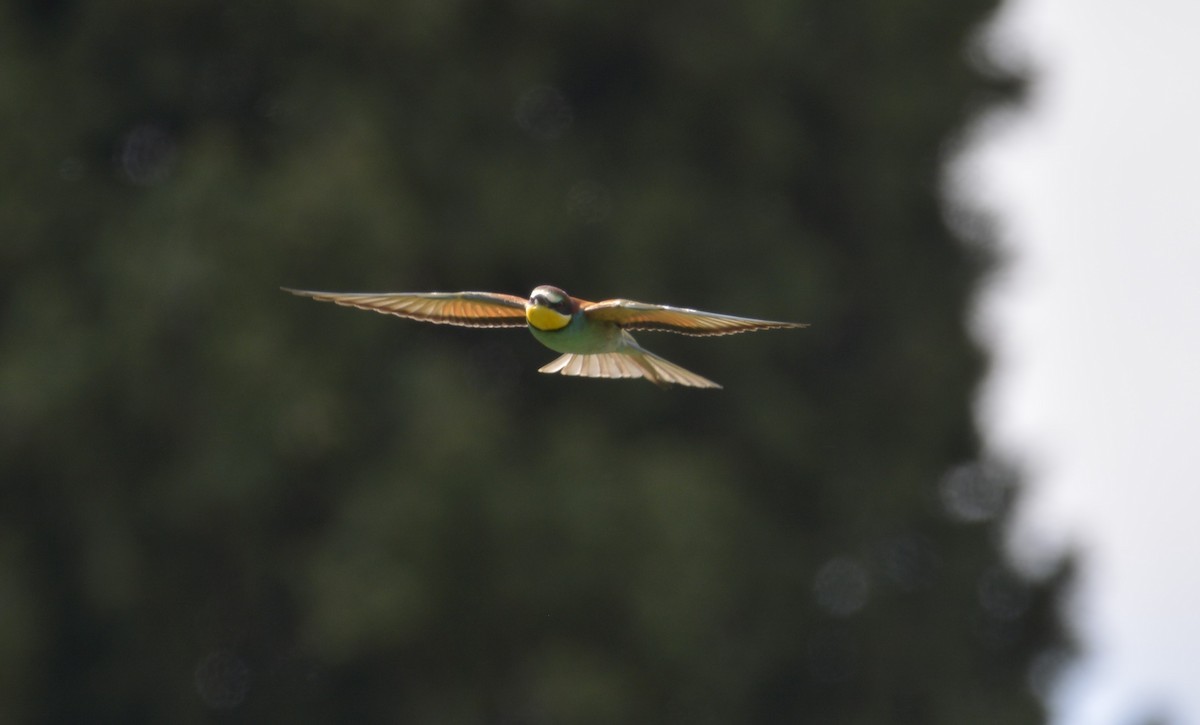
[538,350,721,389]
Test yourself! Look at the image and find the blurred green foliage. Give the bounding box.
[0,0,1071,722]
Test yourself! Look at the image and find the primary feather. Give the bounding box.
[282,289,527,328]
[582,299,806,336]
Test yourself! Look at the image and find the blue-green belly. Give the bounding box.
[528,316,625,354]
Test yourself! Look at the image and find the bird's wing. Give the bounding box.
[283,289,528,328]
[581,298,807,336]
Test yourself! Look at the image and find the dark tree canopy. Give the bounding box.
[0,0,1072,722]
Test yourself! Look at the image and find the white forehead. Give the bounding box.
[532,285,565,302]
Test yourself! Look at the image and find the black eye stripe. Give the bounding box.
[532,294,566,310]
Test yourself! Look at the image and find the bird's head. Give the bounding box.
[526,285,576,331]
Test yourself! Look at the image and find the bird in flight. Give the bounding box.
[283,285,806,389]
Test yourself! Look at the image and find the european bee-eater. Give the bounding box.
[284,285,806,389]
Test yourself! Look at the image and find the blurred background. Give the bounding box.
[971,1,1200,723]
[0,0,1077,723]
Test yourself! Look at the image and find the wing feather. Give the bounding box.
[582,298,806,336]
[283,289,528,328]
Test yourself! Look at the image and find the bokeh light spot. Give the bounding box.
[566,180,612,224]
[813,555,871,617]
[194,650,251,710]
[939,461,1007,523]
[514,86,573,141]
[116,123,177,186]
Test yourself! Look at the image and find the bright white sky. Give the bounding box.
[967,0,1200,723]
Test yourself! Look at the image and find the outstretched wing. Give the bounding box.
[283,289,528,328]
[582,298,807,336]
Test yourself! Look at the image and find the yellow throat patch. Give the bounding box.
[526,305,571,331]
